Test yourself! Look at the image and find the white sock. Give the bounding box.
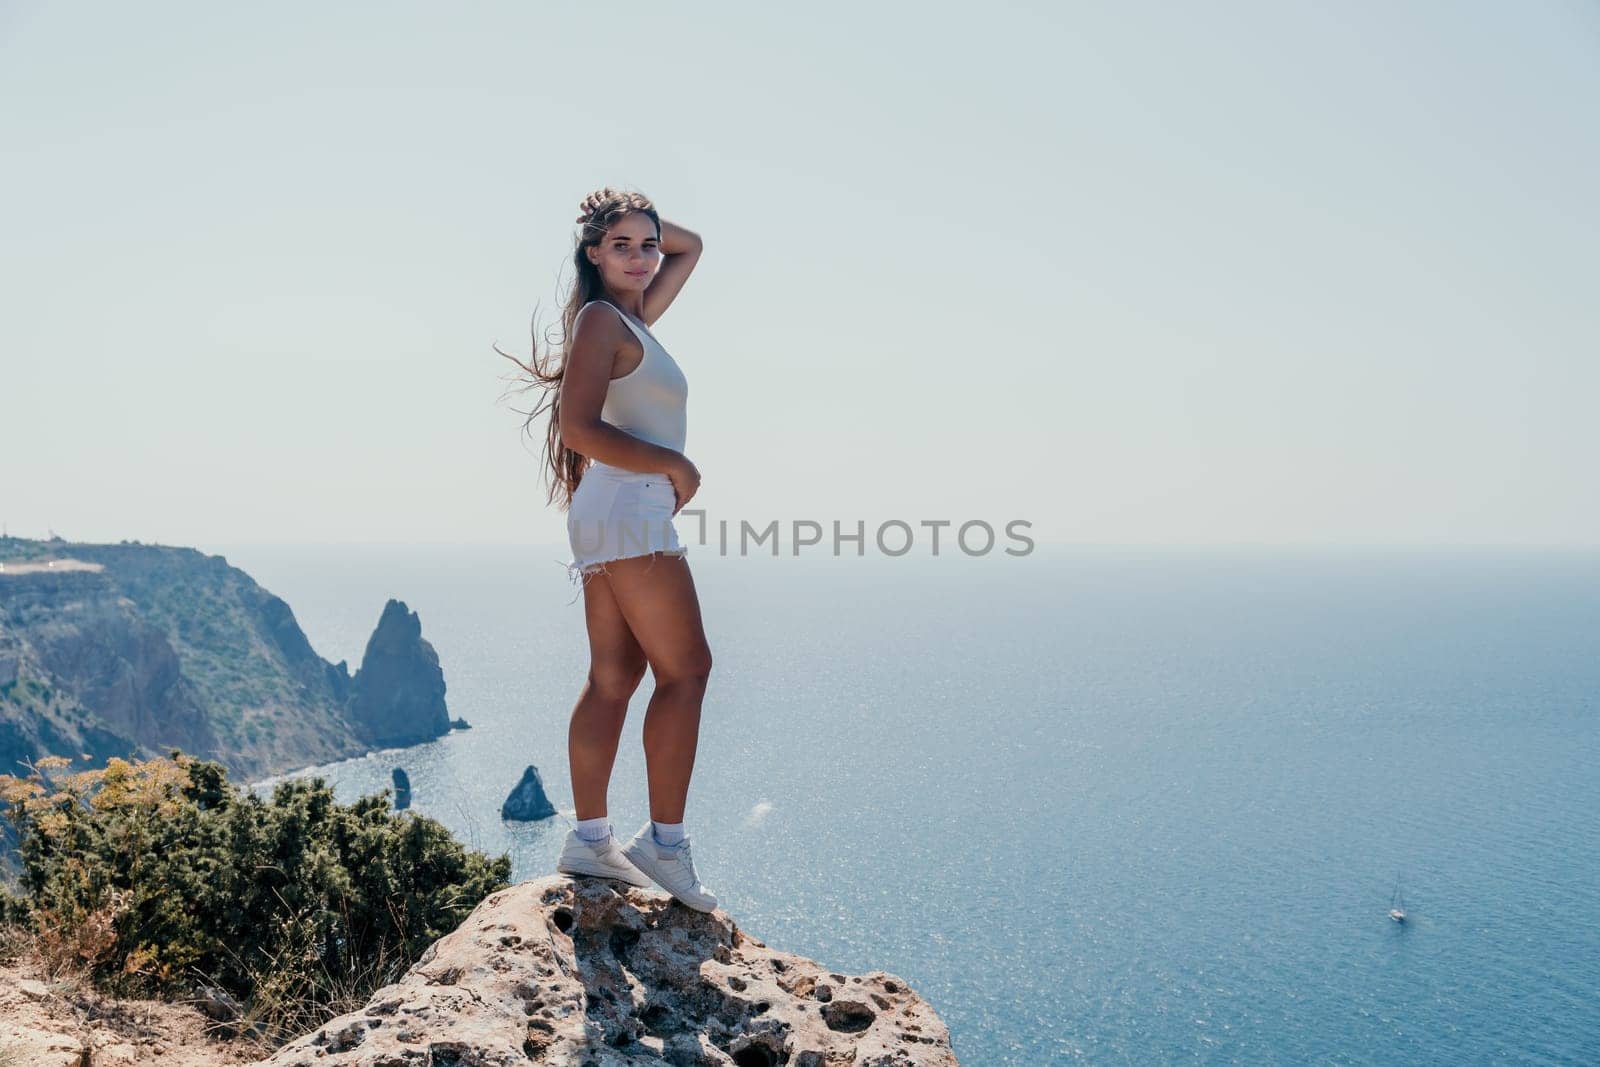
[651,820,685,848]
[576,816,611,844]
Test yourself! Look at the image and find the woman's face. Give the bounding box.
[587,212,661,293]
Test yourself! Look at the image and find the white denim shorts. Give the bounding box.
[559,461,688,603]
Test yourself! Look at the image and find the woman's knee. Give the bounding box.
[587,656,649,703]
[655,644,713,689]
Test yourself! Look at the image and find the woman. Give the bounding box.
[499,187,717,912]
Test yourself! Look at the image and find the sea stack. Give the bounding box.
[347,599,451,748]
[501,764,557,821]
[391,766,411,810]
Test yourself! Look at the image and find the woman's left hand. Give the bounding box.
[576,188,621,223]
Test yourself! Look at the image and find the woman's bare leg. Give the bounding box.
[594,551,712,824]
[569,568,649,821]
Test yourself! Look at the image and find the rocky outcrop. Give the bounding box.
[502,764,558,821]
[0,537,455,785]
[0,567,221,776]
[39,587,218,756]
[347,600,450,749]
[252,876,959,1066]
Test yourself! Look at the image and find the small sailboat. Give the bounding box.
[1388,884,1407,923]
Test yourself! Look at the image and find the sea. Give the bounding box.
[217,542,1599,1066]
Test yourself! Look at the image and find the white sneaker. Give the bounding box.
[555,826,653,888]
[620,822,719,912]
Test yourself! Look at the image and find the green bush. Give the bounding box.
[0,751,512,1040]
[0,883,26,928]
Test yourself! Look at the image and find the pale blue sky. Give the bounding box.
[3,1,1596,549]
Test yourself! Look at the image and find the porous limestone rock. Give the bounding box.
[252,875,959,1066]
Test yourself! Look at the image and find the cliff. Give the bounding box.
[252,875,959,1066]
[0,536,455,787]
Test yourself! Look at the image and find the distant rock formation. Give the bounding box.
[392,766,412,810]
[0,565,221,775]
[347,600,449,748]
[502,764,557,822]
[251,876,959,1066]
[0,537,455,786]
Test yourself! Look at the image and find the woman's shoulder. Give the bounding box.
[575,299,626,332]
[580,299,654,343]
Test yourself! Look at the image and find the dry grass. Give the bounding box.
[0,924,280,1065]
[0,912,261,1058]
[209,907,412,1046]
[0,890,411,1051]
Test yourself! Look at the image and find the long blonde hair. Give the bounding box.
[496,188,661,511]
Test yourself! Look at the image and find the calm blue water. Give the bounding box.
[218,543,1600,1065]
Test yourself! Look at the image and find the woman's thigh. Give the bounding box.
[582,568,649,700]
[594,552,712,682]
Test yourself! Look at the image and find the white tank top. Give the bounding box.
[583,300,688,455]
